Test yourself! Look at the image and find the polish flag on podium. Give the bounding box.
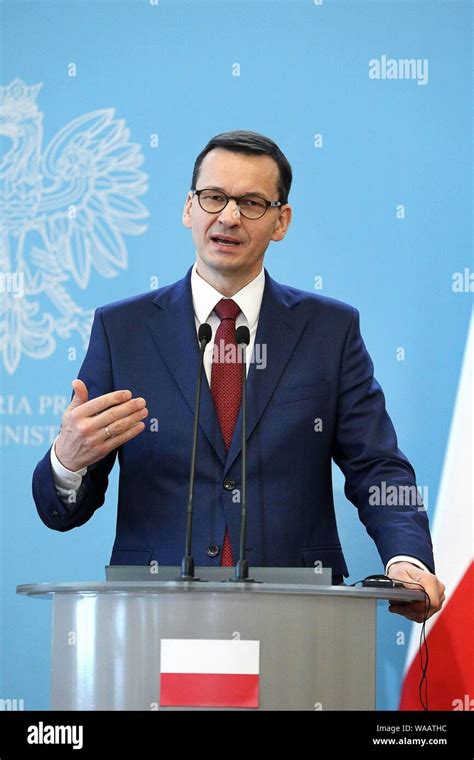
[399,315,474,710]
[160,639,260,708]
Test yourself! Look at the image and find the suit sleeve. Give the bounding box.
[32,307,117,531]
[332,308,435,573]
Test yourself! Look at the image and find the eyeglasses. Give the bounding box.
[193,189,283,220]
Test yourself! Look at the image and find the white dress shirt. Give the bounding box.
[49,262,429,576]
[190,261,264,385]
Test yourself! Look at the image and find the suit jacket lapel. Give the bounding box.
[223,270,307,477]
[146,267,227,465]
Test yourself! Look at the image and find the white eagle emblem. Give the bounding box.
[0,79,149,374]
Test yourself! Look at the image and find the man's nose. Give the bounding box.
[217,199,241,225]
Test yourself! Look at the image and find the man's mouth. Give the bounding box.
[211,235,242,247]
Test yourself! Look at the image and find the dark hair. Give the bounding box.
[191,130,292,204]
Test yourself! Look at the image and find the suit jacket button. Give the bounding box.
[207,544,220,558]
[223,478,235,490]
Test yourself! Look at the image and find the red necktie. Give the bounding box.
[210,298,242,566]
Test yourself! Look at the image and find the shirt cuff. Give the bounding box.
[50,435,88,490]
[385,555,430,575]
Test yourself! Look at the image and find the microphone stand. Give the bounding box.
[229,327,257,583]
[177,323,212,581]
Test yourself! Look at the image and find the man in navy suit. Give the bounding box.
[32,130,445,621]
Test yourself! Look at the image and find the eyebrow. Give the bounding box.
[201,185,272,200]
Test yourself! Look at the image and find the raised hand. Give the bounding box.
[54,379,148,472]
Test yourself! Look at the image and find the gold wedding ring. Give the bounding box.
[105,426,112,438]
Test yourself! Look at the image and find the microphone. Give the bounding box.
[229,325,255,582]
[178,322,212,581]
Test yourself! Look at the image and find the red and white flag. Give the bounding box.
[160,639,260,708]
[400,314,474,710]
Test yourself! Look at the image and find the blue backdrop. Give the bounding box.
[0,0,471,710]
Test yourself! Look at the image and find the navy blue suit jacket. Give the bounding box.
[33,267,434,580]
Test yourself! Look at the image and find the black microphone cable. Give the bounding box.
[351,575,431,710]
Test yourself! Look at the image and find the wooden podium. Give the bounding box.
[17,570,423,711]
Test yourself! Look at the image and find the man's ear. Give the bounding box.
[271,205,292,242]
[182,192,193,228]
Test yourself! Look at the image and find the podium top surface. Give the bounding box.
[16,580,425,603]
